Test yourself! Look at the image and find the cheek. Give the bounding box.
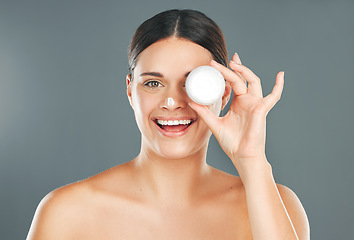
[132,89,160,121]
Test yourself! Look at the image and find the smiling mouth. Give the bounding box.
[154,119,194,132]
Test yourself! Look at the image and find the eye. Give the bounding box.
[144,80,163,88]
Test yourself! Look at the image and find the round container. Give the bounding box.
[186,66,225,105]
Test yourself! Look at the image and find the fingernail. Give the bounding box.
[234,52,242,64]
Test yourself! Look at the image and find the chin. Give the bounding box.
[153,139,207,160]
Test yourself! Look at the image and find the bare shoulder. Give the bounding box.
[276,183,310,240]
[27,162,133,240]
[209,167,310,239]
[26,181,92,240]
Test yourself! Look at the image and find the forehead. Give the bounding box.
[134,37,213,75]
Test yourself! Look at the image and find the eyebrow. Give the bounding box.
[140,71,191,78]
[140,72,164,77]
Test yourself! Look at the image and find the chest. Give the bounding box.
[77,200,252,240]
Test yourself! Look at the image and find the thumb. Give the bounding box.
[188,102,221,135]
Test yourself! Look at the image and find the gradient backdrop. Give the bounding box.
[1,0,353,239]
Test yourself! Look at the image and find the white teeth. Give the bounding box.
[157,119,192,126]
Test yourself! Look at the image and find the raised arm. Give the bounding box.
[189,53,310,239]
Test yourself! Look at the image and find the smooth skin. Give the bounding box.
[27,37,309,239]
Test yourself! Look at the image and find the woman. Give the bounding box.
[27,9,309,239]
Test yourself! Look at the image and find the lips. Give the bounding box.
[153,118,195,136]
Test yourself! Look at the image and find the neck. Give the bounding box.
[130,143,212,207]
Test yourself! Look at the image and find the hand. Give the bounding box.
[189,53,284,169]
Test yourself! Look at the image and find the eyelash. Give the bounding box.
[142,80,186,89]
[144,80,163,88]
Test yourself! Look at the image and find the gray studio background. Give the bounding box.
[1,0,353,239]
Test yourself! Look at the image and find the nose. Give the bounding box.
[165,97,176,107]
[161,88,188,110]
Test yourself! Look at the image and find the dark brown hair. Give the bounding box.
[128,9,228,77]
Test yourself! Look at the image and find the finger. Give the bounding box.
[188,101,221,135]
[210,60,248,96]
[229,61,263,97]
[232,52,242,65]
[264,71,284,109]
[232,53,246,85]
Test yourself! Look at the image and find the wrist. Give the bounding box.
[232,155,273,186]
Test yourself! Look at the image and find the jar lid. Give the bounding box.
[186,66,225,105]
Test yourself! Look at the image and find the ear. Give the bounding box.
[126,74,133,108]
[221,81,232,110]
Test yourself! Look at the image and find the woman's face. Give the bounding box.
[127,37,226,159]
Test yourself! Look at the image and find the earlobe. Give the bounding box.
[126,74,133,108]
